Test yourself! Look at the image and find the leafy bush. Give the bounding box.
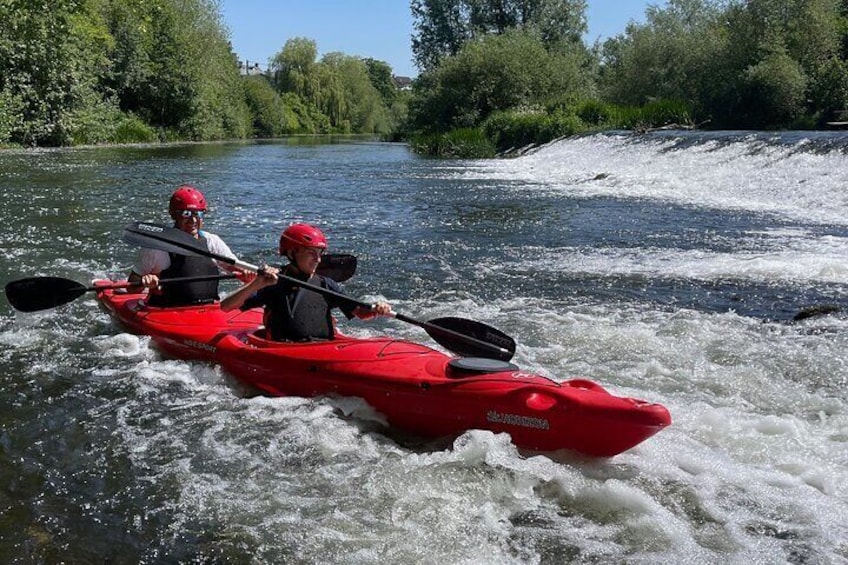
[243,75,294,137]
[67,100,126,145]
[112,115,158,143]
[68,100,157,145]
[0,88,24,144]
[573,99,615,126]
[740,47,807,128]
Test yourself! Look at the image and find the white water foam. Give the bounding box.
[472,133,848,226]
[5,137,847,563]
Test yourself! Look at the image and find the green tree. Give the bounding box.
[739,43,807,127]
[243,75,294,137]
[279,91,331,133]
[411,0,587,72]
[319,53,390,133]
[102,0,249,141]
[269,37,320,97]
[596,0,846,128]
[409,28,594,132]
[599,0,726,111]
[363,58,397,106]
[713,0,848,127]
[0,0,112,145]
[809,56,848,121]
[270,39,392,134]
[411,0,470,72]
[177,0,251,139]
[465,0,587,43]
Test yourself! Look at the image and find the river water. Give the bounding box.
[1,133,846,563]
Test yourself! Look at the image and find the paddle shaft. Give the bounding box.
[92,273,238,292]
[124,222,512,359]
[233,261,512,359]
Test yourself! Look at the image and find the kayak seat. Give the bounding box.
[447,357,519,377]
[251,329,269,341]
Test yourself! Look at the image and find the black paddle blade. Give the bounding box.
[125,221,357,282]
[318,254,357,282]
[5,277,88,312]
[426,316,516,361]
[123,222,209,258]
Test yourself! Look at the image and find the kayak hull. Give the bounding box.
[95,282,671,457]
[94,281,263,360]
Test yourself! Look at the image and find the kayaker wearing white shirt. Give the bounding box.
[128,185,245,306]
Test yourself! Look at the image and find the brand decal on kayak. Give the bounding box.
[184,339,217,353]
[487,410,550,430]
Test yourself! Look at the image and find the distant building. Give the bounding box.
[239,60,263,76]
[392,75,413,91]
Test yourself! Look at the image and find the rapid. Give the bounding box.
[1,132,846,563]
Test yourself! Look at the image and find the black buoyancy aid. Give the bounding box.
[268,274,335,341]
[146,237,219,307]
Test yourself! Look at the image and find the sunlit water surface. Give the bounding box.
[1,133,847,563]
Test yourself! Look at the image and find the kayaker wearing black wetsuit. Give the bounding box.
[128,185,244,306]
[220,223,391,341]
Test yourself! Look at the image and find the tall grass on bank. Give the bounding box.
[482,111,586,153]
[571,99,694,131]
[409,128,496,158]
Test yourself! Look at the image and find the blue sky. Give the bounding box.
[220,1,666,78]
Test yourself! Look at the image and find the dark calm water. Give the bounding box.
[1,133,847,563]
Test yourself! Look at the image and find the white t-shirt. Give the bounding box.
[131,231,237,275]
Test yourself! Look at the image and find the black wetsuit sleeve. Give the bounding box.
[323,277,358,319]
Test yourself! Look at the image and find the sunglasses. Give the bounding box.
[177,210,205,219]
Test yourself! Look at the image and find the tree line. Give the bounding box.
[408,0,848,156]
[2,0,847,153]
[0,0,406,147]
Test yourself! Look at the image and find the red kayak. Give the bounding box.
[95,281,671,457]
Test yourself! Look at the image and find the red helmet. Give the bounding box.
[280,223,328,255]
[169,185,207,217]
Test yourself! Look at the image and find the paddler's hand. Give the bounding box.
[355,300,392,320]
[251,265,279,289]
[140,273,160,290]
[234,269,257,283]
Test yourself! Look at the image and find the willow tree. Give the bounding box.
[269,37,320,98]
[270,39,392,133]
[325,53,391,133]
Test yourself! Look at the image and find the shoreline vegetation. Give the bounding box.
[2,1,847,158]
